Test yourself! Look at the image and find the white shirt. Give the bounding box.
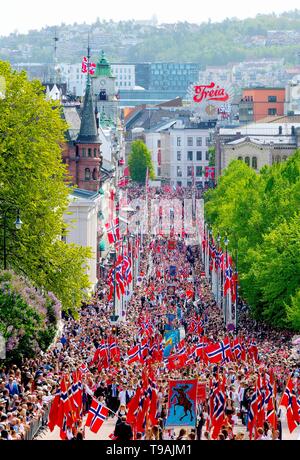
[118,390,127,405]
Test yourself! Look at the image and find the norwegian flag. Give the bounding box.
[118,176,129,188]
[206,337,231,363]
[211,379,226,439]
[105,218,120,244]
[81,56,96,75]
[232,338,242,359]
[122,255,132,284]
[126,344,143,364]
[247,387,258,440]
[224,254,233,296]
[280,377,299,432]
[78,363,88,374]
[85,398,109,433]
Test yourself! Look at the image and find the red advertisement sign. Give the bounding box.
[193,82,230,104]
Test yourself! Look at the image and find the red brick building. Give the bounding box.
[62,78,103,191]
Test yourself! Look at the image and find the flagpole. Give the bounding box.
[224,235,229,326]
[235,246,238,334]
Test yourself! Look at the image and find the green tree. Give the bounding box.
[208,146,216,166]
[128,140,155,184]
[244,213,300,326]
[205,150,300,329]
[0,61,91,315]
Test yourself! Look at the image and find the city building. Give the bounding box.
[135,62,201,92]
[215,116,300,177]
[111,64,136,90]
[57,63,86,97]
[63,189,102,292]
[239,87,285,123]
[62,75,103,192]
[166,119,215,188]
[284,76,300,115]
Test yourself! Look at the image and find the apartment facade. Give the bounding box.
[239,87,285,123]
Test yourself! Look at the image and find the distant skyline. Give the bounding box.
[0,0,300,36]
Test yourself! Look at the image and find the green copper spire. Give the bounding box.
[77,41,100,144]
[93,50,113,77]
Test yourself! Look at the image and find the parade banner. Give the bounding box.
[197,383,207,403]
[165,379,197,427]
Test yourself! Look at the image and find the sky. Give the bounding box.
[0,0,299,36]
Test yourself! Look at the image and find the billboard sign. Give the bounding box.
[187,81,234,121]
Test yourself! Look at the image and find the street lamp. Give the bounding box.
[0,201,23,270]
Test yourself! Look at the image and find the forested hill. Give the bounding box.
[1,10,300,66]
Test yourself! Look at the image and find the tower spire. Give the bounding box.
[87,33,91,87]
[77,38,100,144]
[53,28,59,84]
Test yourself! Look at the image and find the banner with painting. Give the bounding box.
[165,379,197,427]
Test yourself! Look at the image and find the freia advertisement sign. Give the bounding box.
[187,81,234,120]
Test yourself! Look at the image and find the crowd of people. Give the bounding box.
[0,186,299,442]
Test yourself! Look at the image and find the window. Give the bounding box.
[282,155,288,161]
[88,148,92,157]
[275,155,281,163]
[205,137,210,146]
[82,148,86,157]
[238,156,243,161]
[245,156,250,166]
[92,168,97,180]
[187,151,193,161]
[177,166,182,177]
[205,151,209,161]
[187,136,193,146]
[252,156,257,169]
[196,137,202,146]
[177,137,181,147]
[85,168,91,181]
[99,90,107,101]
[196,166,202,176]
[94,148,97,157]
[177,181,182,186]
[187,166,193,176]
[268,95,277,102]
[196,151,202,161]
[157,167,161,176]
[157,139,161,148]
[187,181,192,187]
[177,151,181,161]
[268,108,277,116]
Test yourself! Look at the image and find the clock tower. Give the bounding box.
[92,50,119,126]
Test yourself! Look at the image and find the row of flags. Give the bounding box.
[107,253,133,301]
[202,229,238,302]
[48,367,111,438]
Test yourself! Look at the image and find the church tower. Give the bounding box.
[75,47,102,192]
[92,50,119,126]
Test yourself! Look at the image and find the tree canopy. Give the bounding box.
[205,151,300,329]
[128,140,155,184]
[0,61,91,316]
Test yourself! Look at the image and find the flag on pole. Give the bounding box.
[85,398,109,433]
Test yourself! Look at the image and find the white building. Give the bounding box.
[145,119,213,187]
[63,189,102,292]
[285,76,300,115]
[111,64,136,90]
[58,63,85,97]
